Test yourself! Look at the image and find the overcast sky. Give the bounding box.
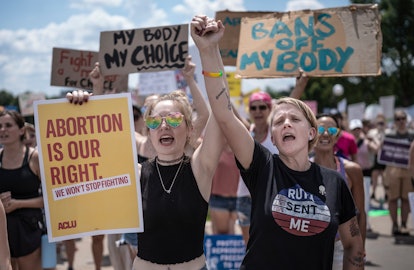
[0,0,350,97]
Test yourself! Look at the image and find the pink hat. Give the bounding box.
[249,91,272,108]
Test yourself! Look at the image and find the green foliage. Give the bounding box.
[0,89,18,107]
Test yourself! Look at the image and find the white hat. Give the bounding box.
[349,119,363,130]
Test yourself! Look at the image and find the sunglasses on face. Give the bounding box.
[250,105,268,111]
[317,126,340,136]
[395,117,406,121]
[145,112,184,130]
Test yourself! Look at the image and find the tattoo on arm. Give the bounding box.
[215,88,226,100]
[346,254,365,268]
[215,87,232,111]
[349,217,361,237]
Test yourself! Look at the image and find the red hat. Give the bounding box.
[249,91,272,108]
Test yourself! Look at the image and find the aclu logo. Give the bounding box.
[58,220,77,230]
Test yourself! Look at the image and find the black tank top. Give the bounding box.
[137,157,208,264]
[0,147,41,200]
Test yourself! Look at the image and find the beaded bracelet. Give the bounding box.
[202,70,223,78]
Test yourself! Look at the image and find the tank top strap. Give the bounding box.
[22,146,30,166]
[335,156,347,180]
[0,147,32,167]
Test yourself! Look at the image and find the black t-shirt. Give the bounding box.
[237,142,356,270]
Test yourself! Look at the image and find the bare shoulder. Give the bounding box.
[343,158,362,172]
[343,159,363,176]
[28,147,41,178]
[28,147,39,162]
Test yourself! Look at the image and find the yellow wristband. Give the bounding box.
[202,70,223,78]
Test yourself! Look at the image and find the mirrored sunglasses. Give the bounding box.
[145,112,184,130]
[317,126,340,136]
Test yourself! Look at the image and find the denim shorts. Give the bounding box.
[236,196,251,227]
[209,195,238,212]
[123,232,138,247]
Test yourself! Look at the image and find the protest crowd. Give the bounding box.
[2,5,414,270]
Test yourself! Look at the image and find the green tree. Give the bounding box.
[352,0,414,106]
[0,89,19,107]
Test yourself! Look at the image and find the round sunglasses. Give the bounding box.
[145,112,184,130]
[317,126,340,136]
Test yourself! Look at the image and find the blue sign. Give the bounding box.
[204,235,246,270]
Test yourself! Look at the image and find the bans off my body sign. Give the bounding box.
[236,5,382,78]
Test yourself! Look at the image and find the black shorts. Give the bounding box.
[7,208,44,257]
[372,155,386,170]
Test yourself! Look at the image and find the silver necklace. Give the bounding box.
[155,157,184,194]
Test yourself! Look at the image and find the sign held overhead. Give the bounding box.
[99,24,189,75]
[235,5,382,78]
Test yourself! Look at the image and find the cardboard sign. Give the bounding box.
[216,10,272,66]
[377,137,412,168]
[99,24,188,75]
[236,5,382,78]
[50,48,128,92]
[34,94,143,242]
[18,92,46,116]
[204,235,245,270]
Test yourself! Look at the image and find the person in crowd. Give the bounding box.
[86,55,210,270]
[0,110,44,270]
[132,105,145,135]
[331,110,358,162]
[209,142,239,235]
[367,114,387,201]
[349,118,379,236]
[0,201,12,270]
[383,109,414,236]
[66,77,225,269]
[191,14,364,269]
[23,122,37,148]
[135,55,209,160]
[236,73,308,245]
[313,114,366,269]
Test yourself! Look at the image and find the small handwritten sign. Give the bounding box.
[50,48,128,91]
[99,24,188,75]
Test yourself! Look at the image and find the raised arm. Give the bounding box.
[89,62,104,95]
[290,68,309,99]
[182,55,209,148]
[191,15,254,169]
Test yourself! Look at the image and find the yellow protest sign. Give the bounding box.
[34,93,143,242]
[236,5,382,78]
[226,72,242,97]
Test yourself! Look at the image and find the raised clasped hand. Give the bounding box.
[190,15,224,50]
